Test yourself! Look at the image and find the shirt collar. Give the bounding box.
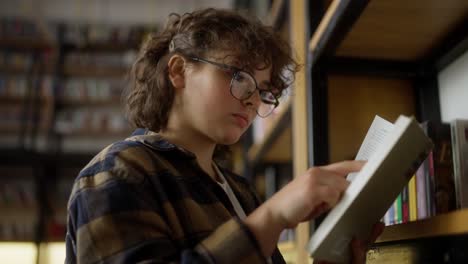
[126,128,196,158]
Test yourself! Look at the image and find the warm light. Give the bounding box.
[39,242,66,264]
[0,242,37,264]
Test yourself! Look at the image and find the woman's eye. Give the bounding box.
[260,90,276,103]
[233,72,245,82]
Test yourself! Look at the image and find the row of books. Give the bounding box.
[1,17,153,45]
[0,75,53,99]
[0,105,34,127]
[0,52,33,68]
[0,221,37,241]
[0,75,29,98]
[55,108,129,135]
[0,17,43,39]
[46,176,75,240]
[62,23,154,46]
[0,74,128,102]
[0,169,38,241]
[66,51,136,69]
[0,179,37,208]
[59,78,124,102]
[383,119,468,225]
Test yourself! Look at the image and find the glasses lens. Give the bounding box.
[259,90,277,104]
[257,102,276,117]
[231,71,256,100]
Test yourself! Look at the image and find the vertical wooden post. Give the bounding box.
[290,0,310,263]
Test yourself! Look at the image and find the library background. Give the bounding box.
[1,0,467,263]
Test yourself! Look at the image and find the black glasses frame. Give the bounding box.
[188,56,279,117]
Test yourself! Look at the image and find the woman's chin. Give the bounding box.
[217,131,242,145]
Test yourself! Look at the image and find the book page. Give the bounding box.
[347,116,394,182]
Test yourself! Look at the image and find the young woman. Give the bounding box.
[65,8,383,264]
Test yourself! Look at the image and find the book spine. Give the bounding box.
[387,203,395,225]
[396,193,402,224]
[416,159,427,219]
[451,121,462,209]
[393,194,401,224]
[409,174,417,221]
[426,151,435,217]
[451,120,468,209]
[402,185,409,223]
[425,122,455,215]
[383,210,390,226]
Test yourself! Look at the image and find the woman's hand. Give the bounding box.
[266,160,365,228]
[245,160,366,257]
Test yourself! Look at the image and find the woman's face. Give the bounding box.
[180,53,272,145]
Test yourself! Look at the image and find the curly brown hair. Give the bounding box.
[124,8,300,133]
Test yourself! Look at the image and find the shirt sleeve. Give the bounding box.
[66,154,267,264]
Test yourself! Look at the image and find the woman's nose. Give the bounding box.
[242,90,261,110]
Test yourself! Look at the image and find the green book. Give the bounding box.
[395,193,403,224]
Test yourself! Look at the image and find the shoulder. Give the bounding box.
[69,135,184,203]
[78,139,156,180]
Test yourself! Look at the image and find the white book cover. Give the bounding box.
[451,119,468,209]
[308,115,433,263]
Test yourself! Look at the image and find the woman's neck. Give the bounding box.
[159,125,218,180]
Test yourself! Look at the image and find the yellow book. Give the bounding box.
[408,174,417,221]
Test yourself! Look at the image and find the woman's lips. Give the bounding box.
[232,113,249,128]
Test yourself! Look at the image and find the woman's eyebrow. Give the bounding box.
[259,83,278,94]
[259,80,273,88]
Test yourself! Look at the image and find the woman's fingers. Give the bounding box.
[320,160,366,175]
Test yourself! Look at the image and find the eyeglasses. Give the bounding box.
[188,56,279,118]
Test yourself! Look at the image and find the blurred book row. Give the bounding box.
[383,120,468,225]
[0,17,149,153]
[0,168,38,241]
[55,108,128,135]
[0,17,44,39]
[1,17,155,46]
[59,78,124,102]
[0,16,151,243]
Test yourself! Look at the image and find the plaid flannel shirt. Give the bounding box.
[65,128,286,264]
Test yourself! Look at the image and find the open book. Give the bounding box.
[308,115,433,263]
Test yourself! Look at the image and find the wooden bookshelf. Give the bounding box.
[377,209,468,243]
[64,65,128,78]
[0,95,51,104]
[57,98,121,107]
[0,64,29,74]
[61,130,131,138]
[327,75,416,162]
[0,124,22,133]
[1,206,38,218]
[0,37,55,51]
[64,42,139,53]
[303,0,468,263]
[309,0,468,71]
[335,0,468,61]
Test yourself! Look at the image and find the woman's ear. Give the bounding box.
[167,55,186,90]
